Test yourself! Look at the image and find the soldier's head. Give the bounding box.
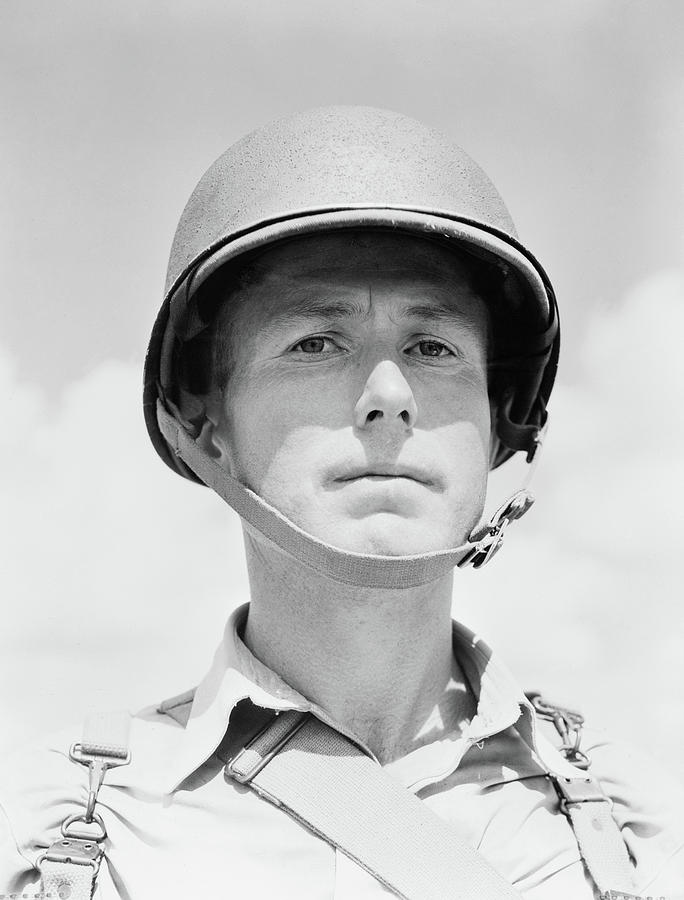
[144,107,558,580]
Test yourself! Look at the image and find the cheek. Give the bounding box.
[426,380,491,495]
[416,373,490,442]
[220,374,347,489]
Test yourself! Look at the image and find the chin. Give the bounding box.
[320,515,464,557]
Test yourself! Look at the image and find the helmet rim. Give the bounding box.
[144,206,558,481]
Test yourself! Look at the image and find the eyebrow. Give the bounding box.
[262,294,483,334]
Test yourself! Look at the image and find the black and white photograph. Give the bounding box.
[1,2,682,898]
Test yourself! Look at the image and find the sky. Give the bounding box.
[1,0,683,772]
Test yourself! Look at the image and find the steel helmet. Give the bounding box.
[142,106,559,585]
[144,105,558,482]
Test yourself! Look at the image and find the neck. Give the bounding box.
[241,530,475,763]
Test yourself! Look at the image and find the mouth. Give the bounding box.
[335,466,434,486]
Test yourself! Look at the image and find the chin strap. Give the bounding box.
[156,399,541,588]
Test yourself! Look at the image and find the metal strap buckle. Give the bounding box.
[227,712,310,784]
[61,811,108,842]
[526,692,591,769]
[69,742,131,822]
[551,774,609,815]
[37,836,103,874]
[459,490,535,569]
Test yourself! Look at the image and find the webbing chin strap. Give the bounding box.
[38,712,131,900]
[156,400,536,588]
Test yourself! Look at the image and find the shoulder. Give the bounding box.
[582,727,684,823]
[581,727,684,895]
[531,704,684,896]
[0,691,195,887]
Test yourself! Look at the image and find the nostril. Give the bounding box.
[367,410,383,422]
[400,410,410,425]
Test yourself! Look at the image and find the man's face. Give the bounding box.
[208,232,491,556]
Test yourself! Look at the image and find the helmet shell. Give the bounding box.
[145,106,559,480]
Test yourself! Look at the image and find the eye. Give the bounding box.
[406,339,454,359]
[296,337,325,353]
[290,335,339,355]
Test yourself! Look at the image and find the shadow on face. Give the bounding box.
[180,231,496,555]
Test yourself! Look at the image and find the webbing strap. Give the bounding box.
[157,400,477,588]
[156,400,534,588]
[559,784,638,895]
[40,857,98,900]
[227,711,523,900]
[38,711,132,900]
[81,710,130,759]
[533,735,640,896]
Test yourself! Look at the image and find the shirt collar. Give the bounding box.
[163,603,539,794]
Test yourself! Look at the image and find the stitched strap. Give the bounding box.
[38,711,132,900]
[561,785,639,895]
[227,711,523,900]
[81,710,130,758]
[157,400,479,588]
[533,734,640,896]
[40,857,98,900]
[156,400,538,587]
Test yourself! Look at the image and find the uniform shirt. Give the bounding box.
[1,604,682,899]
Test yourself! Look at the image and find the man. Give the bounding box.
[1,106,682,899]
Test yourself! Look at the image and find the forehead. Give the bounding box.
[227,230,490,331]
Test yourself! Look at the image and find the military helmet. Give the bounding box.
[144,105,559,482]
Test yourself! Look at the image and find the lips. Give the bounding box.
[334,464,434,486]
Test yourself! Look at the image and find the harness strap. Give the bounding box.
[533,732,641,897]
[228,710,653,900]
[556,775,638,898]
[226,710,523,900]
[38,711,131,900]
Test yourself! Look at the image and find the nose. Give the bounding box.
[353,360,418,431]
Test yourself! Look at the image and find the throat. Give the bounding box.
[241,530,476,763]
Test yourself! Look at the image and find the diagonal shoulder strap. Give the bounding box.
[226,710,523,900]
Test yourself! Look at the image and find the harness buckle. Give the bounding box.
[526,692,591,769]
[61,811,108,842]
[550,774,609,815]
[69,742,131,822]
[227,711,310,784]
[37,836,104,874]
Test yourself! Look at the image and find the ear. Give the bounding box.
[170,387,233,469]
[196,391,233,470]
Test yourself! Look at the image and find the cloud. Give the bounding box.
[0,353,249,747]
[1,270,682,770]
[458,270,684,764]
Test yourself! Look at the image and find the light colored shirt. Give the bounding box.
[1,604,682,899]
